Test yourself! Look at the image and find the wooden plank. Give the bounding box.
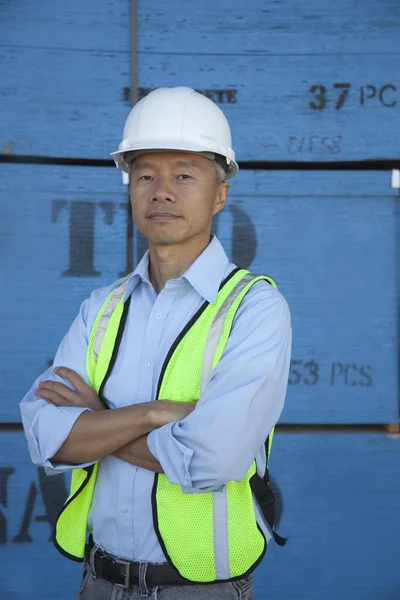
[137,0,400,161]
[2,0,400,161]
[134,169,399,423]
[228,170,399,423]
[0,0,129,52]
[138,54,400,162]
[138,0,400,57]
[0,164,128,421]
[0,433,80,599]
[2,166,398,423]
[1,432,399,598]
[259,432,400,599]
[0,0,130,158]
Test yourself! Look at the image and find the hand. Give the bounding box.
[34,367,106,412]
[150,400,197,428]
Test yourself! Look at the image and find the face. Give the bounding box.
[129,151,229,247]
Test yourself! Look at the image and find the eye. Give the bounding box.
[177,174,192,180]
[138,175,153,181]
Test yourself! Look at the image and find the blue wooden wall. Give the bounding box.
[221,171,398,424]
[0,164,128,422]
[0,433,81,599]
[256,433,400,599]
[2,1,400,160]
[1,0,399,598]
[2,167,397,423]
[1,432,399,599]
[138,0,400,162]
[0,0,130,158]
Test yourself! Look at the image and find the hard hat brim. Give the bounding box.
[111,143,239,179]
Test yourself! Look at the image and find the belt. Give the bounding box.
[85,536,193,589]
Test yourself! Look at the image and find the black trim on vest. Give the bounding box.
[151,473,178,576]
[250,434,288,547]
[151,267,272,584]
[156,267,241,399]
[53,464,95,562]
[245,278,287,546]
[98,295,132,402]
[218,266,242,290]
[250,473,287,547]
[53,296,132,561]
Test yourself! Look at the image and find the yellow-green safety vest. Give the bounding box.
[53,267,284,582]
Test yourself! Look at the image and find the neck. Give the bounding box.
[148,231,211,294]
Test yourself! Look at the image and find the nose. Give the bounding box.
[151,178,176,204]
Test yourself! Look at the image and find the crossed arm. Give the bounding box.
[34,367,196,473]
[24,282,291,489]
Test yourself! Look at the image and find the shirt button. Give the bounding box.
[155,313,162,320]
[144,361,151,368]
[120,507,128,514]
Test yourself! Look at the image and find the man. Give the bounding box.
[20,86,291,599]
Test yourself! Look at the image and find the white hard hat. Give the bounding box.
[111,86,239,180]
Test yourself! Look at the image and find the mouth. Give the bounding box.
[147,213,181,221]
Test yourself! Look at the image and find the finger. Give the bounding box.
[37,381,77,403]
[34,388,73,406]
[54,367,90,391]
[42,398,58,407]
[33,390,57,406]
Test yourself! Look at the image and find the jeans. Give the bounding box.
[78,559,254,600]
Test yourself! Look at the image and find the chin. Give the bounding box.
[150,234,186,246]
[140,223,187,246]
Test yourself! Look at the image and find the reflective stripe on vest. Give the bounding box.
[54,268,278,580]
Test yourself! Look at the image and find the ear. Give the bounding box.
[213,182,230,216]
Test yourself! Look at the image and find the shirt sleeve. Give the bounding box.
[147,281,292,491]
[20,296,96,474]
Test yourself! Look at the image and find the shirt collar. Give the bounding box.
[123,251,151,300]
[124,235,229,305]
[183,235,229,304]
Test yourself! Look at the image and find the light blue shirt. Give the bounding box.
[20,235,291,563]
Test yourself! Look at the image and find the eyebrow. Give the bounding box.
[132,161,156,172]
[174,160,199,170]
[133,159,200,171]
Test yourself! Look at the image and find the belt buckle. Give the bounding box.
[115,559,131,589]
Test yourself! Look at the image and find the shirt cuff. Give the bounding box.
[147,423,194,488]
[30,403,94,471]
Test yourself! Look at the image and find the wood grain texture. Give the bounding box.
[0,433,80,599]
[0,164,128,422]
[136,0,400,161]
[0,0,131,158]
[1,432,399,598]
[136,169,399,423]
[258,432,400,599]
[1,167,398,423]
[1,0,400,160]
[224,170,399,423]
[138,0,400,56]
[138,60,400,163]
